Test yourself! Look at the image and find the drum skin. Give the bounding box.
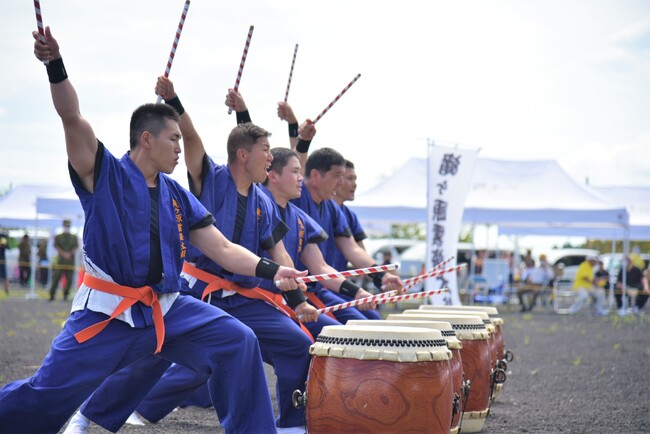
[306,356,453,434]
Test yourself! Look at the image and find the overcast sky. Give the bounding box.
[1,0,649,196]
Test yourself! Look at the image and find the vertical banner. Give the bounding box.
[425,142,479,305]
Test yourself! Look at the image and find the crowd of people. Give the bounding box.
[471,248,650,316]
[0,25,404,434]
[0,220,79,298]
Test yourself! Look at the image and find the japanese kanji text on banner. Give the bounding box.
[425,143,479,305]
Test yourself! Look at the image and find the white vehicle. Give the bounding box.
[544,248,601,283]
[361,238,422,270]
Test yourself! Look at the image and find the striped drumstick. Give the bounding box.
[156,0,191,104]
[403,263,467,291]
[312,73,361,124]
[317,288,450,316]
[284,44,298,102]
[275,263,398,287]
[33,0,48,65]
[228,25,254,114]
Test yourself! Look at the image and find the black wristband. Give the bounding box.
[236,110,252,125]
[371,264,386,289]
[255,258,281,280]
[282,288,307,309]
[339,280,361,298]
[296,139,312,153]
[288,122,299,138]
[46,58,68,84]
[164,96,185,116]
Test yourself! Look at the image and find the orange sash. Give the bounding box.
[182,262,314,342]
[75,274,165,354]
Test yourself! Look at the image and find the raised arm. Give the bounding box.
[155,76,206,194]
[225,89,252,125]
[33,27,97,193]
[277,101,315,174]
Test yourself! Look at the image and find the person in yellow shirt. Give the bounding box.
[568,255,608,316]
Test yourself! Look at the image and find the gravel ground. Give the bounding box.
[1,288,650,434]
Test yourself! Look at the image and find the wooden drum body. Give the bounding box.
[349,319,464,434]
[419,305,506,362]
[305,325,453,434]
[389,313,492,433]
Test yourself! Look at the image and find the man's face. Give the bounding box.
[318,164,345,200]
[275,156,303,200]
[150,119,182,174]
[336,167,357,202]
[244,137,273,184]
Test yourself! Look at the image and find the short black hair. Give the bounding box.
[227,123,272,162]
[344,159,355,169]
[305,147,345,178]
[129,103,181,150]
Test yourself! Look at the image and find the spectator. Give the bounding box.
[615,256,648,313]
[49,219,79,301]
[517,254,555,312]
[473,250,486,275]
[36,239,49,288]
[0,229,8,294]
[568,255,608,316]
[18,234,31,287]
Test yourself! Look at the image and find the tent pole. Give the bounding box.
[608,236,615,308]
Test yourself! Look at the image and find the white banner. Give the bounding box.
[425,143,479,305]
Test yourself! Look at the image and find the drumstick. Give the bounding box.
[156,0,191,104]
[312,74,361,124]
[228,25,254,114]
[284,44,298,102]
[295,290,395,321]
[403,264,467,291]
[33,0,48,65]
[275,264,398,287]
[402,256,456,287]
[317,288,450,316]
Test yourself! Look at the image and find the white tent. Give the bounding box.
[0,185,77,228]
[592,186,650,241]
[36,187,84,220]
[349,158,629,236]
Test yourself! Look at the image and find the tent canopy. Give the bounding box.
[0,185,82,228]
[350,158,629,236]
[36,187,83,218]
[592,186,650,240]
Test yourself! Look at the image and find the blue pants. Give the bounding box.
[80,295,313,429]
[137,295,313,428]
[315,287,370,323]
[0,295,275,434]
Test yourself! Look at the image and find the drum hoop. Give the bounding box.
[315,336,449,348]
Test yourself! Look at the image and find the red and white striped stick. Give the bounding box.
[156,0,191,104]
[317,288,450,316]
[33,0,48,64]
[228,25,254,114]
[297,290,397,320]
[403,263,467,291]
[402,256,456,288]
[312,74,361,124]
[284,44,298,102]
[275,263,397,287]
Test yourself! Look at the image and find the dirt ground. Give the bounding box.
[1,287,650,434]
